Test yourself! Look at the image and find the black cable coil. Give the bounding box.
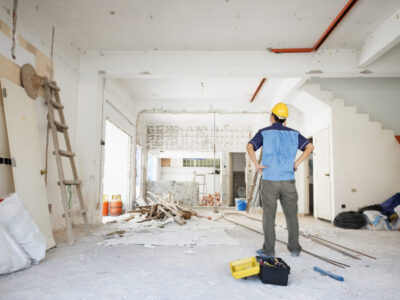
[333,211,367,229]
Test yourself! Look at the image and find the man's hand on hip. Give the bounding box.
[256,164,267,175]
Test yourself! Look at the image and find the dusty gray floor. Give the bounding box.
[1,213,399,300]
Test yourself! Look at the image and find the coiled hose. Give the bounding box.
[333,211,367,229]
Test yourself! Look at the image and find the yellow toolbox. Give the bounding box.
[229,257,260,279]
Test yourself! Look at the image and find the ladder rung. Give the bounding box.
[54,120,68,132]
[48,81,60,91]
[59,150,75,157]
[50,99,64,109]
[59,180,81,185]
[62,209,87,218]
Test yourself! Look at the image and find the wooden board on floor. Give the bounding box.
[0,78,56,249]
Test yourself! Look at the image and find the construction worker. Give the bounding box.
[246,103,314,257]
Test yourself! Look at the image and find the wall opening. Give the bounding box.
[102,120,132,216]
[229,152,246,207]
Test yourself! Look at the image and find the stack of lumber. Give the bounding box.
[126,192,200,226]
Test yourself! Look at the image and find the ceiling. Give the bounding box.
[35,0,400,51]
[119,78,285,101]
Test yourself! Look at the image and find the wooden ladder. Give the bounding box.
[43,79,89,245]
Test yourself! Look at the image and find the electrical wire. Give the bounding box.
[333,211,367,229]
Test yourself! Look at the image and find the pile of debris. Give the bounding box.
[124,192,204,226]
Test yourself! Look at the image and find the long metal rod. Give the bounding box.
[307,234,376,260]
[222,215,349,268]
[230,212,373,260]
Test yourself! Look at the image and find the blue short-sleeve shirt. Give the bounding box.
[248,123,310,181]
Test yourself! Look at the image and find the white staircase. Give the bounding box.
[302,83,400,218]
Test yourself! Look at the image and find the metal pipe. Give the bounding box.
[269,0,358,54]
[250,78,266,102]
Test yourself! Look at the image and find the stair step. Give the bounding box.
[356,114,369,123]
[382,129,395,140]
[344,106,357,114]
[59,180,81,185]
[59,150,75,157]
[54,121,68,132]
[50,99,64,109]
[62,209,87,218]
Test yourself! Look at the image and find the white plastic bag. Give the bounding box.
[0,222,31,275]
[363,210,390,231]
[0,193,46,264]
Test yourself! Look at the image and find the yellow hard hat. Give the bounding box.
[271,103,289,118]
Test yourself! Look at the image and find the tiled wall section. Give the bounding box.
[147,125,250,152]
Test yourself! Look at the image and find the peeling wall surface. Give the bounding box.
[147,125,249,152]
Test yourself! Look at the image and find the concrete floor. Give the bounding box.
[1,213,399,300]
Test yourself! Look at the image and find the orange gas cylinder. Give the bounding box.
[110,195,122,216]
[102,195,109,216]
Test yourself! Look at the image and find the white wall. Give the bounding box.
[311,77,400,135]
[0,0,80,229]
[303,82,400,220]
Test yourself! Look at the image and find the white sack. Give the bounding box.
[0,222,31,275]
[0,193,46,263]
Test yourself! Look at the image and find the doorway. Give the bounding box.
[313,127,332,221]
[229,153,246,206]
[103,120,132,214]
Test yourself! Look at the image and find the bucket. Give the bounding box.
[237,200,247,211]
[110,195,123,216]
[102,195,109,216]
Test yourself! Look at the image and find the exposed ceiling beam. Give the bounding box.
[81,49,400,78]
[358,8,400,67]
[269,0,358,54]
[250,78,266,103]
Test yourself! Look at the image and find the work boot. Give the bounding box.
[290,250,301,257]
[257,249,275,257]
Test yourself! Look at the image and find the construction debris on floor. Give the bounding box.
[334,193,400,231]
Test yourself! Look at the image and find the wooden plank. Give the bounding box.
[0,54,20,85]
[246,148,262,212]
[0,78,55,249]
[161,158,171,167]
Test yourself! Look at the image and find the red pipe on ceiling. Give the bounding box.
[250,78,266,103]
[269,0,359,54]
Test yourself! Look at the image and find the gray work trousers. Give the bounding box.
[260,180,301,255]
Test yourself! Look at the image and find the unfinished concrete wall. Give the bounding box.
[146,124,249,205]
[0,0,80,230]
[146,181,198,207]
[147,125,249,152]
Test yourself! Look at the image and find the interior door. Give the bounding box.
[314,127,332,221]
[1,78,56,249]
